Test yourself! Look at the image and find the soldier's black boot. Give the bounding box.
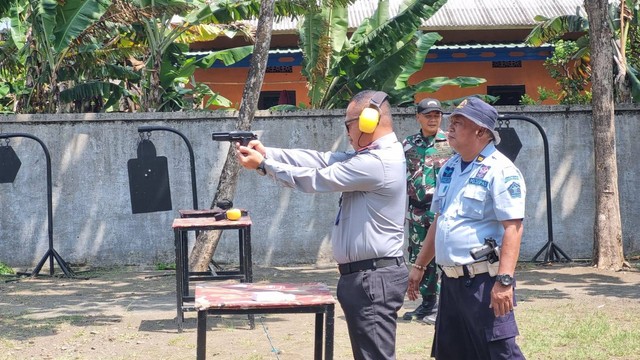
[402,302,425,320]
[421,295,439,325]
[403,295,435,320]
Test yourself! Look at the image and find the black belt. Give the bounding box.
[338,257,405,275]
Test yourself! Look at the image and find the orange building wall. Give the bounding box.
[195,66,310,109]
[413,60,559,104]
[194,59,560,109]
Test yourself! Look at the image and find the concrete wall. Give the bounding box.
[1,106,639,268]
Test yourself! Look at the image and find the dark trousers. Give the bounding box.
[337,264,408,360]
[432,272,526,360]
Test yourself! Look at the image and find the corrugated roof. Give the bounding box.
[426,0,585,29]
[264,0,585,32]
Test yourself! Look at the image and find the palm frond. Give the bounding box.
[193,45,254,68]
[52,0,111,53]
[395,31,442,88]
[348,0,446,52]
[59,80,128,110]
[525,15,590,46]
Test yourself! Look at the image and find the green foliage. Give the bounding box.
[267,104,300,111]
[0,261,15,275]
[0,0,255,113]
[299,0,486,109]
[543,40,592,105]
[519,39,592,105]
[519,93,537,105]
[155,262,175,270]
[525,1,640,103]
[519,86,561,105]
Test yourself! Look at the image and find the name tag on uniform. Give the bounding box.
[469,177,489,188]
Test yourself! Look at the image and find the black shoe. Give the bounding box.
[403,295,437,320]
[402,303,426,320]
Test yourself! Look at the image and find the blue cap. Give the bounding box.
[450,97,501,145]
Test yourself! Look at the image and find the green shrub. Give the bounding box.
[0,261,15,275]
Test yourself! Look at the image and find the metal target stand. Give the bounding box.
[136,126,199,211]
[0,133,74,277]
[131,126,226,272]
[497,115,571,263]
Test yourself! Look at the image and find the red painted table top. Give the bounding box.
[172,216,252,229]
[195,282,336,311]
[178,209,247,218]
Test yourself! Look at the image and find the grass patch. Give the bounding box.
[519,304,640,359]
[155,262,176,270]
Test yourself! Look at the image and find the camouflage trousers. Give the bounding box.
[407,220,439,297]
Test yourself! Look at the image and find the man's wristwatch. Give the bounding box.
[256,159,267,176]
[495,274,514,287]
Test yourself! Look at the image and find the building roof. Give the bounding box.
[423,0,585,29]
[270,0,586,32]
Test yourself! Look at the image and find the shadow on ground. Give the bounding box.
[515,262,640,302]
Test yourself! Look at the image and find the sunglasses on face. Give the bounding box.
[344,118,358,132]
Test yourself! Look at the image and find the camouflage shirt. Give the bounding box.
[403,129,453,226]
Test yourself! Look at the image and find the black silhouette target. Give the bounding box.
[127,139,172,214]
[0,145,21,183]
[495,126,522,162]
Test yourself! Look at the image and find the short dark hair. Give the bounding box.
[351,90,389,111]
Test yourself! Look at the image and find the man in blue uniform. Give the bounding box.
[237,90,408,360]
[407,96,527,359]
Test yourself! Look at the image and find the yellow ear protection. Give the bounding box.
[359,91,389,133]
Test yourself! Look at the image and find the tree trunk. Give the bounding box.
[189,0,276,271]
[585,0,626,270]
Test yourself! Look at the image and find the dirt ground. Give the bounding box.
[1,262,639,360]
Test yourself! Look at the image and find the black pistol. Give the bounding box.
[212,131,258,146]
[470,238,500,263]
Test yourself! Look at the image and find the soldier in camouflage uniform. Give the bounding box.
[402,98,453,324]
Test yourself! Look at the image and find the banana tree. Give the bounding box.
[7,0,111,113]
[0,0,147,113]
[300,0,486,109]
[525,0,640,103]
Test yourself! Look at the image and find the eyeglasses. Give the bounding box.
[344,118,358,132]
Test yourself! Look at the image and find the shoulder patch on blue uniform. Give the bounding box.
[469,178,489,187]
[507,182,522,198]
[504,175,520,183]
[441,166,454,183]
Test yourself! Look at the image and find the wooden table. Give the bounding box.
[195,282,336,360]
[172,214,252,329]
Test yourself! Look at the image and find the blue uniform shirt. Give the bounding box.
[431,143,526,266]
